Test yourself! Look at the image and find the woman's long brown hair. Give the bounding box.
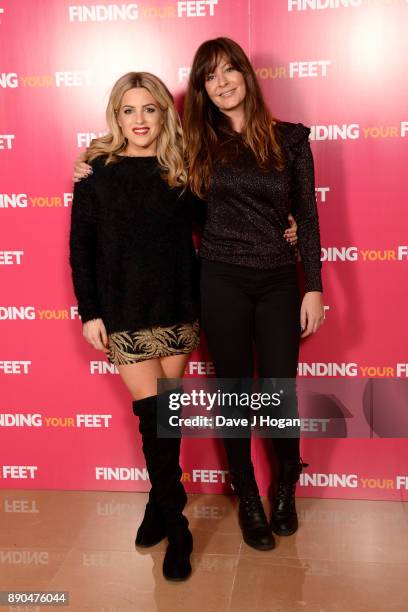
[184,37,284,198]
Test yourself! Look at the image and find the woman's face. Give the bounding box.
[204,55,246,117]
[117,87,164,156]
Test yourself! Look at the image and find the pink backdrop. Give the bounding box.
[1,0,407,501]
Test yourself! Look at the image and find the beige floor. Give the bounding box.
[0,490,407,612]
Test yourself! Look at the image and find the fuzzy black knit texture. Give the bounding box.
[199,121,323,293]
[69,155,199,333]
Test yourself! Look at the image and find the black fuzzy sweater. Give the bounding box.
[69,156,199,334]
[199,121,323,292]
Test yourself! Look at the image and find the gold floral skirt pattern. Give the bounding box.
[108,320,200,366]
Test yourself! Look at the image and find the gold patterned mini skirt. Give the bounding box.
[107,320,200,366]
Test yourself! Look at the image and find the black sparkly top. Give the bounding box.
[69,155,199,334]
[199,121,323,292]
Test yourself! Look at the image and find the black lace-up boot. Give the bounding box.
[133,392,192,580]
[230,466,275,551]
[270,458,309,536]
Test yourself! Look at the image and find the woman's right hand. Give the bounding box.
[83,318,109,354]
[73,151,92,182]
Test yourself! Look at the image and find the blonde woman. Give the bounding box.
[69,72,199,581]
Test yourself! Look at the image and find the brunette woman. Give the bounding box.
[183,38,324,551]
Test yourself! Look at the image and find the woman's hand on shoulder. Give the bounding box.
[83,318,109,353]
[300,291,324,338]
[73,150,93,183]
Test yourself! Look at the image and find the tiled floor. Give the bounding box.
[0,490,407,611]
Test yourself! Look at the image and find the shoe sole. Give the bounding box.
[243,535,275,551]
[270,523,298,537]
[163,566,192,582]
[135,534,167,548]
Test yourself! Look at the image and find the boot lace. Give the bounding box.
[241,495,263,515]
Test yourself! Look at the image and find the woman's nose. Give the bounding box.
[216,71,228,87]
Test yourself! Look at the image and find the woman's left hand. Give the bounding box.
[300,291,324,338]
[284,213,298,246]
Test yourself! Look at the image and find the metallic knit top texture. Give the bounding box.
[199,121,323,292]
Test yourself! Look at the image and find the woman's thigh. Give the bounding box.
[160,353,190,379]
[117,358,165,400]
[254,266,301,379]
[200,260,254,378]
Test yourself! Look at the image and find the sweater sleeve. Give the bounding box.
[69,178,101,323]
[180,188,207,231]
[175,203,200,316]
[289,125,323,293]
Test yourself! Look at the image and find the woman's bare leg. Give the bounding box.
[117,358,166,400]
[160,353,189,380]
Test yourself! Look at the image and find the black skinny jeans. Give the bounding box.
[200,258,302,476]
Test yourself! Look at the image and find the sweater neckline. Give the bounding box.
[117,154,157,160]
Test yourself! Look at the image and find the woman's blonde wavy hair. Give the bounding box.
[86,72,187,187]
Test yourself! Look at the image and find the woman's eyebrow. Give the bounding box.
[121,103,158,108]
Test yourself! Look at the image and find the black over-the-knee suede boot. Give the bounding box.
[133,393,193,581]
[134,487,166,548]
